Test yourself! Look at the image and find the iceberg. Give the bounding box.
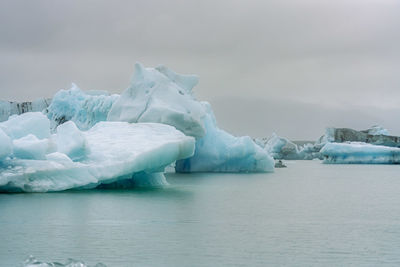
[258,133,300,160]
[107,63,207,138]
[319,126,399,147]
[0,113,195,192]
[257,125,398,162]
[41,63,272,173]
[47,83,119,130]
[366,125,389,136]
[175,102,274,172]
[0,112,50,139]
[255,133,321,160]
[23,255,106,267]
[320,142,400,164]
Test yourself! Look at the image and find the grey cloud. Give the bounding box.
[0,0,399,139]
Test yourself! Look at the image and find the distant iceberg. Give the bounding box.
[255,133,321,160]
[256,126,396,162]
[0,98,51,122]
[320,142,400,164]
[0,112,194,192]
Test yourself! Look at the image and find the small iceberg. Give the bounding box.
[320,142,400,164]
[23,255,106,267]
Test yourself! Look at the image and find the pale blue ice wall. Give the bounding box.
[175,102,274,172]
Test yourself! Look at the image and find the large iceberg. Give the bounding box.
[42,63,273,173]
[0,113,195,192]
[320,142,400,164]
[175,102,274,172]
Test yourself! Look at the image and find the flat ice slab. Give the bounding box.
[0,121,195,192]
[321,142,400,164]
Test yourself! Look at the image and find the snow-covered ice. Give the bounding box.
[320,142,400,164]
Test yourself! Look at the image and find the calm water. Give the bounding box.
[1,161,400,266]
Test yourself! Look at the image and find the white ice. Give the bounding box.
[42,63,272,173]
[0,128,12,161]
[56,121,88,161]
[12,134,51,160]
[0,112,50,139]
[0,114,195,192]
[107,63,207,138]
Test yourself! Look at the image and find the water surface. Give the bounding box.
[1,161,400,266]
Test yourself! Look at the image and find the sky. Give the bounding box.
[1,0,399,140]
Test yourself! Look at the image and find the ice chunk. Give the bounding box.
[0,122,195,192]
[320,127,398,147]
[107,63,206,138]
[175,102,274,172]
[46,152,74,165]
[12,134,50,160]
[367,125,389,135]
[264,133,298,159]
[47,83,119,130]
[22,255,106,267]
[56,121,88,161]
[0,112,50,139]
[0,129,12,161]
[320,142,400,164]
[256,133,322,160]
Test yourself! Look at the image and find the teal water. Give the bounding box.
[1,161,400,266]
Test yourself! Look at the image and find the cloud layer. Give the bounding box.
[1,0,399,139]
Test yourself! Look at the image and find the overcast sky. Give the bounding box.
[1,0,399,140]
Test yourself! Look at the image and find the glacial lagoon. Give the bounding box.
[1,161,400,266]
